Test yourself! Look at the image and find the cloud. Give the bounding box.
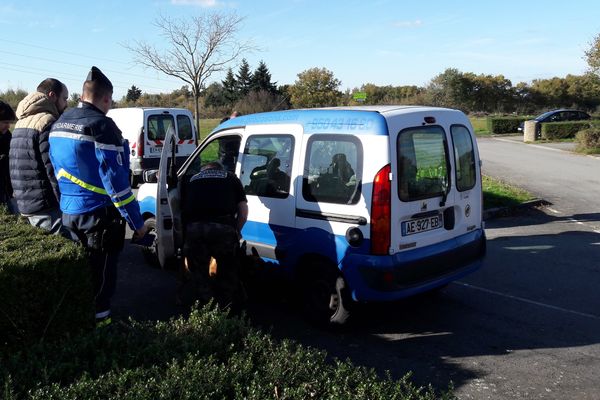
[393,19,423,28]
[171,0,219,6]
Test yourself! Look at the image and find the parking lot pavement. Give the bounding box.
[110,206,600,399]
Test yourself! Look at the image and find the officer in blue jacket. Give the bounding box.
[49,66,147,327]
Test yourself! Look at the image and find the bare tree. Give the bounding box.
[124,12,252,138]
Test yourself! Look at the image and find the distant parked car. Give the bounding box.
[518,109,591,133]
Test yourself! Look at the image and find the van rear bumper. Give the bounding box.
[343,229,486,302]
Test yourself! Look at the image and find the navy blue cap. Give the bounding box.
[86,66,113,91]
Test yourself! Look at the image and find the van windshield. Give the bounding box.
[397,126,449,202]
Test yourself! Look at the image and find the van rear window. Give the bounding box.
[147,115,175,141]
[397,126,449,202]
[177,115,193,140]
[451,125,476,191]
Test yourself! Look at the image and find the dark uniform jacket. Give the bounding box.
[49,102,144,231]
[183,167,247,226]
[9,92,60,215]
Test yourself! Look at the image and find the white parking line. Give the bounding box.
[543,207,600,234]
[454,281,600,321]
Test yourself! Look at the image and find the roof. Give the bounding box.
[213,105,462,136]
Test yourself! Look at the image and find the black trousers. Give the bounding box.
[183,221,244,310]
[63,206,125,318]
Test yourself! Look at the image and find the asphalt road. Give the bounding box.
[113,138,600,399]
[478,136,600,219]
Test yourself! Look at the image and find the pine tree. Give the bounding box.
[251,60,277,94]
[235,59,252,96]
[222,68,238,104]
[126,85,142,103]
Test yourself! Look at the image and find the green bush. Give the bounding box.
[1,305,454,400]
[541,121,592,140]
[486,117,526,134]
[0,206,92,346]
[575,126,600,152]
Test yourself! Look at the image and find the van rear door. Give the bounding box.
[144,110,197,168]
[388,110,482,254]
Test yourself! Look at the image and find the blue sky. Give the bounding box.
[1,0,599,99]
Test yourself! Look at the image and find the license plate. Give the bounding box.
[402,214,443,236]
[149,146,163,154]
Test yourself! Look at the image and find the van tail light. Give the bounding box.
[371,163,391,255]
[137,128,144,157]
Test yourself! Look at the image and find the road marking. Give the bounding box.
[454,281,600,321]
[542,207,600,234]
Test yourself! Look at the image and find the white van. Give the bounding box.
[148,106,486,325]
[107,107,197,187]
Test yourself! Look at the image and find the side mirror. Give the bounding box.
[143,169,159,183]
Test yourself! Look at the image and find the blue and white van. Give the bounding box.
[142,106,486,325]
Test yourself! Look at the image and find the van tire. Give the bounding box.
[299,261,352,327]
[141,218,160,267]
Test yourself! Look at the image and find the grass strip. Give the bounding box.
[482,175,535,209]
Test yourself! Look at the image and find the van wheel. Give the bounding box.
[141,218,159,267]
[299,262,352,327]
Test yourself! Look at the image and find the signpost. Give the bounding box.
[353,92,367,102]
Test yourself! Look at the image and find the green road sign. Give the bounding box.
[353,92,367,101]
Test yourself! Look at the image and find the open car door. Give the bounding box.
[155,127,183,267]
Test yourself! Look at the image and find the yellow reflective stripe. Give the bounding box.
[57,168,135,207]
[57,169,107,195]
[113,193,135,208]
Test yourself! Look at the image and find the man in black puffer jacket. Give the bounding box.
[9,78,69,234]
[0,100,16,210]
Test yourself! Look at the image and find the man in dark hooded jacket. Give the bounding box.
[9,78,68,233]
[0,100,16,209]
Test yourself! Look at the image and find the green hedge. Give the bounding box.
[486,117,527,134]
[1,305,454,400]
[576,126,600,151]
[541,121,592,140]
[0,206,92,346]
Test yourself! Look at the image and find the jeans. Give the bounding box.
[24,207,66,236]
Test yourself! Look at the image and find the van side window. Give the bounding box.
[147,114,175,140]
[302,135,362,205]
[451,125,476,191]
[185,135,241,177]
[240,135,294,199]
[177,115,193,140]
[397,126,449,202]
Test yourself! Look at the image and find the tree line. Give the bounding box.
[119,63,600,117]
[3,63,600,118]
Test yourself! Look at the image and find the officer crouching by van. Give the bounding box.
[182,161,248,314]
[49,66,147,327]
